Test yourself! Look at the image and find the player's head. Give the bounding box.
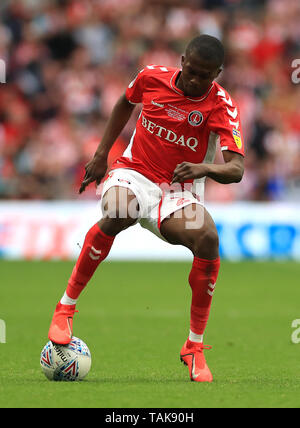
[178,35,224,97]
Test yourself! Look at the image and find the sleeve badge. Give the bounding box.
[232,128,242,149]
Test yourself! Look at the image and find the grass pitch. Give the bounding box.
[0,259,300,408]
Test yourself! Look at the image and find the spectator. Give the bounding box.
[0,0,299,201]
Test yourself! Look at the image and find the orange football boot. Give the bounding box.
[180,339,213,382]
[48,302,78,345]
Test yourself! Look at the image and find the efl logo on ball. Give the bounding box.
[40,336,91,381]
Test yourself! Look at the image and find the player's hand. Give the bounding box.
[79,156,108,194]
[171,162,209,184]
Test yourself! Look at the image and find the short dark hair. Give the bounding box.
[186,35,224,68]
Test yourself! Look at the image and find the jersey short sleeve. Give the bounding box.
[209,94,245,156]
[125,68,147,104]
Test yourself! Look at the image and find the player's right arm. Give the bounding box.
[79,93,135,194]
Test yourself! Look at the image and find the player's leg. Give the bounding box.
[160,204,220,382]
[48,186,139,344]
[64,186,139,300]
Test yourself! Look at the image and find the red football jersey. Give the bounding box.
[111,65,244,185]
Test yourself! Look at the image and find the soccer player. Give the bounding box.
[48,35,244,382]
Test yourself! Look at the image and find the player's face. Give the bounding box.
[178,52,222,97]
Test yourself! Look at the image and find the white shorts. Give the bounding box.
[98,168,204,241]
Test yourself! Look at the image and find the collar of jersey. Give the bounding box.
[170,69,215,102]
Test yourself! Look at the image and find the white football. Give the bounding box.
[40,336,91,381]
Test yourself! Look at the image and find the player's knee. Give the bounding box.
[100,196,139,235]
[192,228,219,258]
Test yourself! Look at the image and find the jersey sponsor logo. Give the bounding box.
[141,115,198,152]
[151,100,164,108]
[232,128,242,149]
[188,111,203,127]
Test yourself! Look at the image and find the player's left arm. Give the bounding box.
[173,92,245,185]
[172,150,244,184]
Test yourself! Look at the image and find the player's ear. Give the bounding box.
[181,55,185,68]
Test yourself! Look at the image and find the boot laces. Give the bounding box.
[194,343,212,352]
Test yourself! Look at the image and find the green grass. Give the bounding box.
[1,260,300,408]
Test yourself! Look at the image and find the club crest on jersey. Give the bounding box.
[188,111,203,127]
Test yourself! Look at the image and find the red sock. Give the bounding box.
[66,223,115,299]
[188,256,220,335]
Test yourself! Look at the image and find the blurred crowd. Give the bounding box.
[0,0,299,201]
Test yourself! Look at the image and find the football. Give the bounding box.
[40,337,91,381]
